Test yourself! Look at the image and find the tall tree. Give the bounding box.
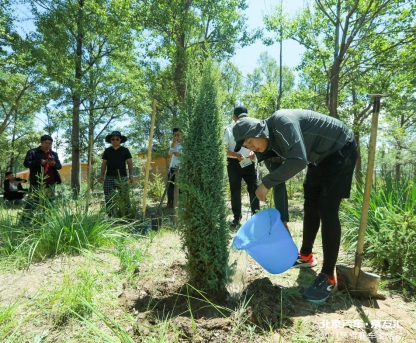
[265,0,416,118]
[26,0,139,195]
[136,0,260,116]
[179,57,228,294]
[244,52,295,119]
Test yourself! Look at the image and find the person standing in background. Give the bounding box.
[224,106,259,227]
[166,128,182,209]
[100,131,134,216]
[22,134,62,216]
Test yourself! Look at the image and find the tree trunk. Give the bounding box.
[354,131,363,184]
[329,60,340,118]
[395,151,401,181]
[70,0,84,197]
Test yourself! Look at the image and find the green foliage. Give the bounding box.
[179,57,229,293]
[0,190,130,266]
[341,177,416,279]
[147,173,166,203]
[107,179,141,219]
[48,268,96,325]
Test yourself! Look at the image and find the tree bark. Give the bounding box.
[70,0,84,197]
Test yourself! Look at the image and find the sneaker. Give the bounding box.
[303,273,338,303]
[292,253,317,268]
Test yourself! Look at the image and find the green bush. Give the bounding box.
[341,176,416,279]
[179,57,229,294]
[147,173,166,202]
[0,191,131,265]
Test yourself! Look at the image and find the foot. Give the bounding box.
[292,253,317,268]
[229,219,240,227]
[303,273,338,303]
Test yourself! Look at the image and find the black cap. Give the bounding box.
[233,106,248,118]
[41,134,53,142]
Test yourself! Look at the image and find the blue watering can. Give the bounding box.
[233,208,298,274]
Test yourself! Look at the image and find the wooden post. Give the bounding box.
[142,100,157,217]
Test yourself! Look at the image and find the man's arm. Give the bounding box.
[23,149,42,168]
[100,160,107,183]
[3,180,9,192]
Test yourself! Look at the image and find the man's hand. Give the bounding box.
[172,151,179,157]
[48,160,57,167]
[249,151,255,160]
[255,183,269,201]
[99,176,104,183]
[236,152,245,161]
[41,159,47,165]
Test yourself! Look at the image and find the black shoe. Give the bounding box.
[229,219,240,227]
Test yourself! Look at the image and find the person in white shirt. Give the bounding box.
[167,128,182,208]
[224,106,260,226]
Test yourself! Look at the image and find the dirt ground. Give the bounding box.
[117,217,416,343]
[1,217,416,342]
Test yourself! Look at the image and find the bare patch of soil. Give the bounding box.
[118,222,416,343]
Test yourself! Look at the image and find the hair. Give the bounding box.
[40,134,53,142]
[172,128,180,133]
[5,171,13,177]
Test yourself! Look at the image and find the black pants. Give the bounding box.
[167,167,176,207]
[22,184,56,221]
[227,158,259,221]
[263,160,289,222]
[301,140,358,276]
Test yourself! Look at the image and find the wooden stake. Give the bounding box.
[142,100,157,217]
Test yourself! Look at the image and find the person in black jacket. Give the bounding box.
[233,109,357,304]
[22,134,62,215]
[3,171,28,207]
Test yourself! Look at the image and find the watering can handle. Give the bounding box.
[354,94,389,276]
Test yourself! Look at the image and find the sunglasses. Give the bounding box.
[111,138,120,141]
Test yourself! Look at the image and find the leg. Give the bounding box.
[303,141,357,303]
[241,164,259,215]
[301,165,322,255]
[103,176,116,215]
[319,196,342,276]
[167,168,176,207]
[264,160,290,222]
[273,182,289,222]
[227,159,242,222]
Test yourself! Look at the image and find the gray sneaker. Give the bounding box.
[303,273,338,303]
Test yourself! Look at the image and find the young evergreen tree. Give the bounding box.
[179,58,229,294]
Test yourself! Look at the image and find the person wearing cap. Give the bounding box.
[100,131,134,216]
[166,128,182,209]
[22,134,62,216]
[224,106,260,226]
[233,109,357,303]
[3,171,28,207]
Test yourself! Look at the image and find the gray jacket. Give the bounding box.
[233,109,354,189]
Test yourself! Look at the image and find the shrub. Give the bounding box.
[179,57,229,294]
[341,176,416,279]
[147,173,166,203]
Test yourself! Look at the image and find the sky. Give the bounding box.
[231,0,306,76]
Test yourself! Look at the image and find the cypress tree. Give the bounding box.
[178,58,229,294]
